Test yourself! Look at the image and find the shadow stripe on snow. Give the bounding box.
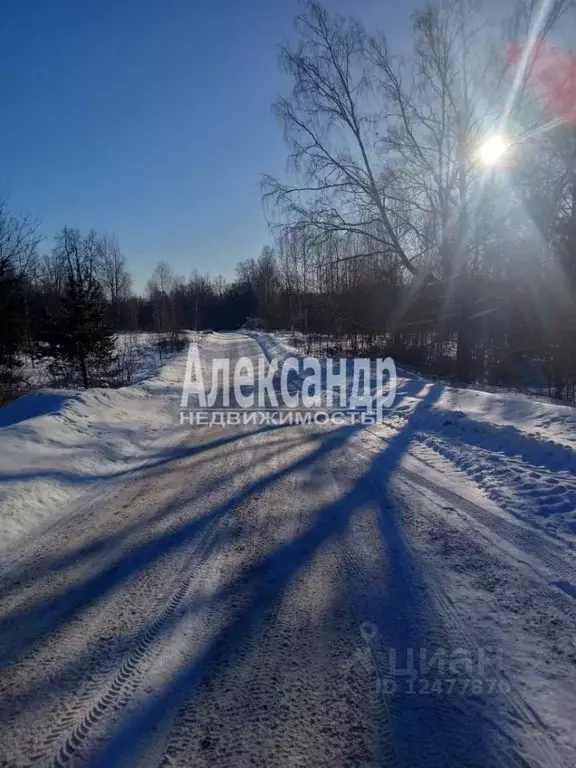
[46,513,226,768]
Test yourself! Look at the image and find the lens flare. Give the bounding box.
[478,135,509,166]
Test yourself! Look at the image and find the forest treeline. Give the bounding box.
[1,0,576,401]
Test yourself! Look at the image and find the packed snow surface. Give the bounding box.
[0,332,574,767]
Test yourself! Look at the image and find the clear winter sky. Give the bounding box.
[1,0,415,292]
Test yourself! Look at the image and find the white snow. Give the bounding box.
[2,329,575,553]
[254,331,576,542]
[0,346,188,554]
[0,331,575,765]
[0,332,240,555]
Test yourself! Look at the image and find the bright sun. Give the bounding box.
[478,134,509,166]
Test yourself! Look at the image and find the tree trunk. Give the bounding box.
[79,351,89,389]
[456,312,473,383]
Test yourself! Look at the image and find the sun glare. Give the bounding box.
[478,134,509,166]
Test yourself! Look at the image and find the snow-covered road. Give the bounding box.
[1,333,575,766]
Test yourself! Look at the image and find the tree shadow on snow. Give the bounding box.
[0,384,522,766]
[86,384,518,766]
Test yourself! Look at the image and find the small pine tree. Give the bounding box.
[47,271,115,389]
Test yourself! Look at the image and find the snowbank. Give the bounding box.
[0,349,188,554]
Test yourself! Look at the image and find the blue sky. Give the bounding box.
[1,0,414,291]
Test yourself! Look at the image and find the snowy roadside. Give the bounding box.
[18,332,180,391]
[249,330,576,542]
[0,346,189,556]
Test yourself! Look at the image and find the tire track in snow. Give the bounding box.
[48,515,225,768]
[357,422,576,583]
[337,507,504,767]
[323,446,486,768]
[418,431,576,540]
[0,450,240,747]
[397,465,576,585]
[3,425,261,768]
[388,470,572,767]
[153,426,398,768]
[152,435,326,767]
[344,439,569,767]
